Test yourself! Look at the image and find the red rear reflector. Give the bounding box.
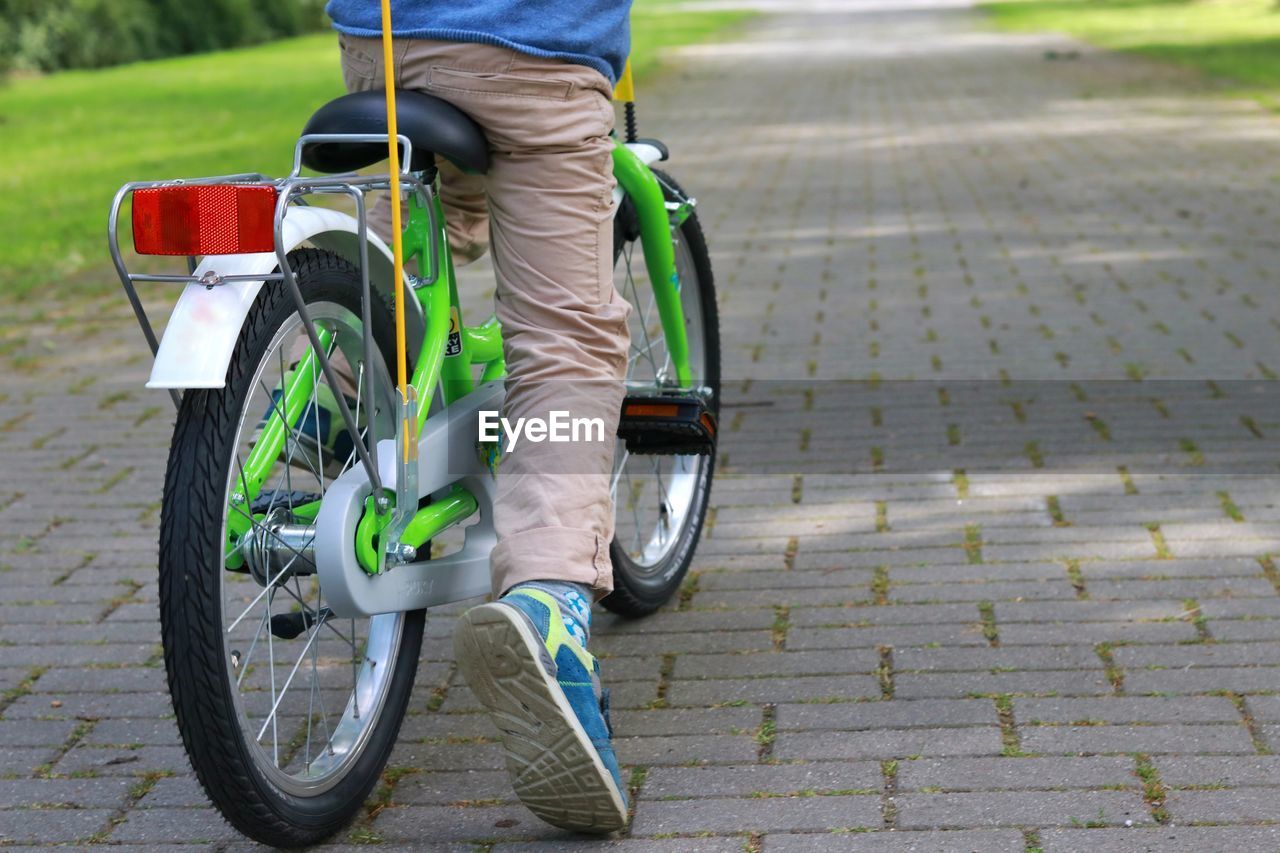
[132,185,278,256]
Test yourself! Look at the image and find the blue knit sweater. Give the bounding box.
[325,1,632,84]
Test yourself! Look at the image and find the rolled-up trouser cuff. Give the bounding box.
[490,526,613,601]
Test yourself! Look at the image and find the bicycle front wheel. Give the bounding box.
[605,169,721,617]
[158,249,423,847]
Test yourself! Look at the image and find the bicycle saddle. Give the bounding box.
[300,90,490,175]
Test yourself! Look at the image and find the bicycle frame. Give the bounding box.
[110,133,690,616]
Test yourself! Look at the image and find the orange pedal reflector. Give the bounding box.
[624,403,680,418]
[132,185,278,256]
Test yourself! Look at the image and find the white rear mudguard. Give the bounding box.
[146,206,422,390]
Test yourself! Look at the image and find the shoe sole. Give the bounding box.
[454,604,629,833]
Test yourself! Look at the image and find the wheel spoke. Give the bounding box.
[265,588,280,767]
[235,610,270,688]
[255,610,329,744]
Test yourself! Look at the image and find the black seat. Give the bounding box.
[301,90,489,175]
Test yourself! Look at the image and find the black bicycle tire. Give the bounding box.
[603,170,721,618]
[158,249,425,848]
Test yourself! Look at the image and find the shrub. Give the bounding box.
[0,0,329,73]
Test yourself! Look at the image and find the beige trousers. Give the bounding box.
[338,35,630,599]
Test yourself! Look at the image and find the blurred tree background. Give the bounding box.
[0,0,328,74]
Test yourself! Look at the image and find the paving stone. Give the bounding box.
[1089,578,1276,601]
[397,711,500,742]
[1123,667,1280,695]
[1078,558,1263,579]
[610,706,762,737]
[1114,641,1280,668]
[895,646,1098,672]
[108,808,242,843]
[0,777,133,808]
[1020,724,1256,756]
[386,741,506,772]
[494,841,744,853]
[1209,619,1280,642]
[762,830,1026,852]
[614,734,759,766]
[33,666,165,693]
[895,671,1112,699]
[631,794,882,836]
[0,719,78,747]
[3,691,173,719]
[788,604,981,628]
[894,791,1151,829]
[372,804,553,842]
[897,756,1136,792]
[997,621,1198,646]
[392,770,515,806]
[1165,787,1280,823]
[674,650,877,679]
[137,776,209,808]
[776,727,1003,761]
[1156,754,1280,788]
[85,717,180,747]
[52,745,192,778]
[776,699,997,731]
[995,601,1189,623]
[787,624,990,650]
[1041,827,1280,853]
[0,808,116,843]
[666,675,880,706]
[891,562,1064,584]
[0,747,60,776]
[593,630,775,656]
[642,762,881,799]
[1240,695,1280,722]
[1014,696,1240,725]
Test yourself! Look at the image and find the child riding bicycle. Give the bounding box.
[326,0,636,832]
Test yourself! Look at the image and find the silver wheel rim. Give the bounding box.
[612,227,709,576]
[218,301,401,796]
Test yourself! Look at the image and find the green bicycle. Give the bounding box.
[108,87,719,846]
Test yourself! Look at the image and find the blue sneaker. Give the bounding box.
[256,370,356,474]
[454,588,629,833]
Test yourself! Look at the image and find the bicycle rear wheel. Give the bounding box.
[605,170,720,617]
[158,249,423,847]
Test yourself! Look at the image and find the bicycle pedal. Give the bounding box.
[617,392,717,456]
[270,607,333,641]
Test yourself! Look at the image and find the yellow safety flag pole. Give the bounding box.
[376,0,407,404]
[377,0,414,470]
[614,58,635,103]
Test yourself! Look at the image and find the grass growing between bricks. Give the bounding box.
[879,760,899,829]
[978,600,1000,646]
[1096,642,1124,694]
[1134,754,1170,824]
[994,694,1025,757]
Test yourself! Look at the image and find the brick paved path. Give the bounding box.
[6,1,1280,849]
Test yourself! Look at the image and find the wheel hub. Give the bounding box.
[242,506,317,586]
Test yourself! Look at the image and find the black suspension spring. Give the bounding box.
[624,101,638,144]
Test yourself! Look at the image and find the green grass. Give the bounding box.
[986,0,1280,96]
[0,3,752,298]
